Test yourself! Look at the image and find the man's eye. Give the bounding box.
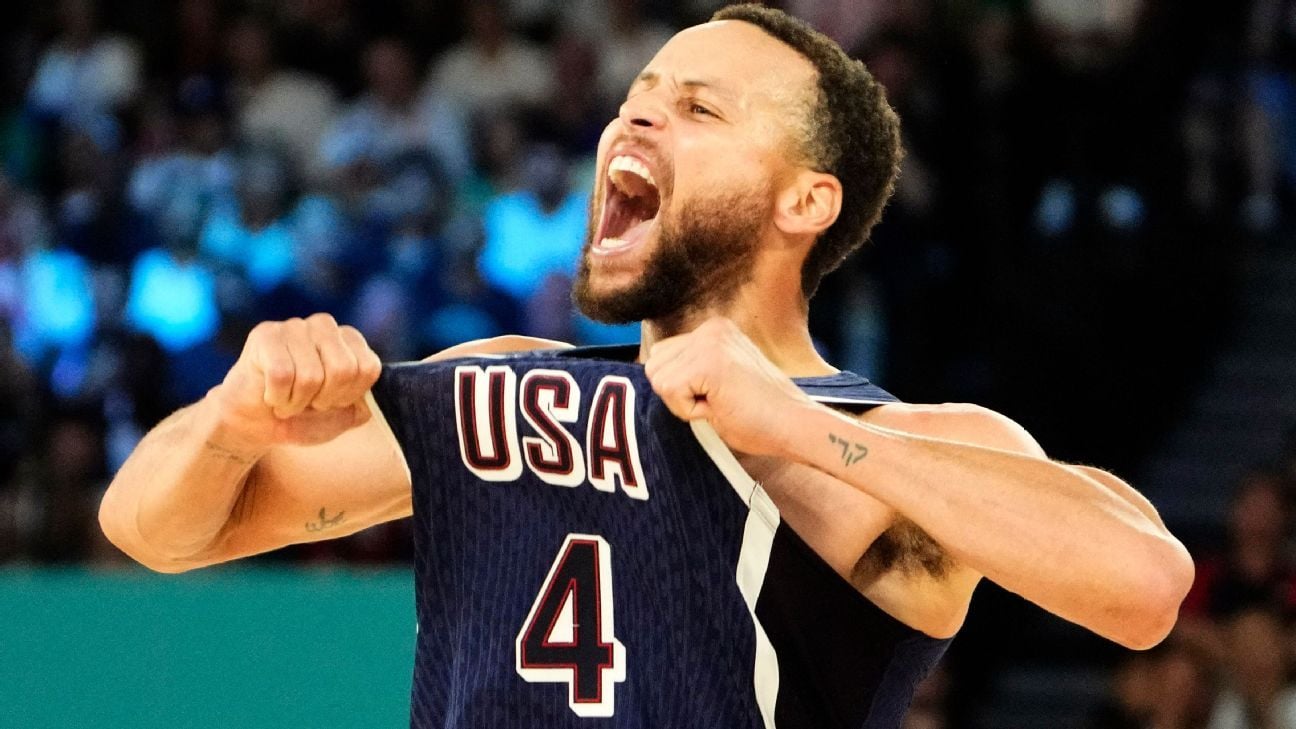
[688,103,715,117]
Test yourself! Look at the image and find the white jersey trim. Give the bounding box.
[806,396,895,406]
[690,421,781,729]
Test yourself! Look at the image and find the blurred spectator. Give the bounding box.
[548,34,606,155]
[260,193,352,322]
[0,319,39,489]
[53,123,131,265]
[1088,652,1156,728]
[10,209,96,372]
[199,150,298,293]
[464,112,528,211]
[0,173,49,321]
[1239,0,1296,234]
[1029,0,1143,71]
[0,30,42,189]
[1150,640,1221,729]
[428,0,554,117]
[1208,607,1296,728]
[83,329,170,469]
[126,89,236,229]
[124,197,220,353]
[0,168,105,393]
[333,116,528,354]
[478,143,587,307]
[274,0,368,98]
[26,0,141,127]
[1281,425,1296,486]
[1182,72,1232,220]
[224,15,337,181]
[592,0,674,106]
[147,0,224,90]
[351,273,416,361]
[410,210,526,353]
[18,410,108,562]
[344,150,453,282]
[421,255,524,351]
[173,0,223,79]
[320,37,471,186]
[786,0,894,53]
[1183,468,1296,622]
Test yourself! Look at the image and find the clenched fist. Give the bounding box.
[644,317,823,458]
[210,313,383,452]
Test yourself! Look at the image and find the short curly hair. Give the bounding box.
[711,3,902,298]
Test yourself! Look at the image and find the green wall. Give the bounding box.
[0,568,415,729]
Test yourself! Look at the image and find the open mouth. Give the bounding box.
[594,154,662,255]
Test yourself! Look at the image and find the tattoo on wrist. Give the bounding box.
[306,508,346,533]
[828,433,869,467]
[204,440,256,467]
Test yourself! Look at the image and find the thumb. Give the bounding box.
[683,395,711,423]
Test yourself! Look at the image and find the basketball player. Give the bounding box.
[99,5,1193,727]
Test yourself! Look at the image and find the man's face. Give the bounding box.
[573,21,817,323]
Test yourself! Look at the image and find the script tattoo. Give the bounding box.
[306,508,346,533]
[828,433,869,467]
[204,440,256,467]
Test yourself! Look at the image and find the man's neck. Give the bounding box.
[636,288,836,378]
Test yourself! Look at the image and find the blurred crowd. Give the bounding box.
[1077,433,1296,729]
[895,435,1296,728]
[1,0,1296,723]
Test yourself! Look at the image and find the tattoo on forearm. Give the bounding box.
[829,433,869,467]
[306,508,346,533]
[204,440,256,467]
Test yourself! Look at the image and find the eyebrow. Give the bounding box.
[631,71,737,103]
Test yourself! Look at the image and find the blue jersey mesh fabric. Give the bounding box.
[370,349,950,729]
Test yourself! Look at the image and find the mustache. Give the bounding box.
[585,132,673,249]
[604,133,673,198]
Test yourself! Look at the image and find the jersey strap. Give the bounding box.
[791,372,900,407]
[549,344,902,408]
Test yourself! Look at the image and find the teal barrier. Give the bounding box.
[0,567,415,729]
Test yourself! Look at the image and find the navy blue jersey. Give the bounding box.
[370,347,950,729]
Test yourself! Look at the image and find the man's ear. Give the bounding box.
[773,170,842,238]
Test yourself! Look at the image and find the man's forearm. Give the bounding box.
[781,404,1192,648]
[100,394,262,570]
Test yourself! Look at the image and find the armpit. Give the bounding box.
[852,516,954,585]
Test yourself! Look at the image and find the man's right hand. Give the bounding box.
[211,313,384,454]
[102,323,564,571]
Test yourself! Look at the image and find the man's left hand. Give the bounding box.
[644,317,821,457]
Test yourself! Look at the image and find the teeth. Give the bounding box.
[608,155,657,191]
[599,237,631,250]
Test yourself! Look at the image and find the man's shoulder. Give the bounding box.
[419,335,576,363]
[861,402,1047,458]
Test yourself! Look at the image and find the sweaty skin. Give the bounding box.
[100,18,1192,648]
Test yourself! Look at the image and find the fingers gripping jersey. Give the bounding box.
[370,348,950,729]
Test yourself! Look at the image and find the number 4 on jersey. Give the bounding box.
[515,534,627,717]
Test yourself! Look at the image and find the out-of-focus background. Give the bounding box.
[1,0,1294,726]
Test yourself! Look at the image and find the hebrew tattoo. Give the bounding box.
[828,433,869,467]
[306,508,346,533]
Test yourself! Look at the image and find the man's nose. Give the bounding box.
[618,93,667,131]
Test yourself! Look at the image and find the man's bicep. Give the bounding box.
[902,406,1168,529]
[864,403,1047,458]
[1067,464,1167,530]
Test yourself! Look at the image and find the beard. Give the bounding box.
[572,184,768,326]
